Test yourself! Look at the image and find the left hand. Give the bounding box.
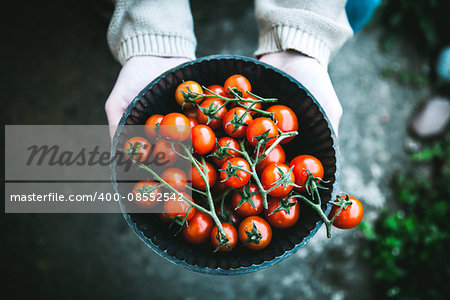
[259,51,343,136]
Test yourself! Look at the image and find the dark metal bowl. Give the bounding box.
[110,55,340,275]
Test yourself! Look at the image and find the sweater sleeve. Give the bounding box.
[107,0,197,65]
[255,0,353,66]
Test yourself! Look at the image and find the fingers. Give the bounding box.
[105,98,123,140]
[259,51,342,136]
[104,56,191,141]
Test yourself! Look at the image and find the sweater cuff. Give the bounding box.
[255,25,332,66]
[116,33,196,65]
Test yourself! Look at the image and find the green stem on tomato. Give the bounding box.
[290,188,343,239]
[263,130,298,158]
[238,130,300,209]
[132,160,209,215]
[239,140,270,209]
[132,149,227,239]
[190,86,277,118]
[290,193,333,238]
[236,102,273,117]
[199,156,227,238]
[185,185,208,196]
[177,143,227,239]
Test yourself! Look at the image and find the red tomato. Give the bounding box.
[289,155,324,192]
[183,107,198,119]
[238,216,272,250]
[246,117,279,147]
[151,138,179,167]
[205,85,229,98]
[159,213,171,223]
[210,223,238,252]
[261,163,295,197]
[161,168,188,192]
[192,125,215,155]
[224,74,251,98]
[191,162,217,190]
[213,181,230,195]
[266,105,298,144]
[175,81,203,108]
[264,197,300,228]
[220,157,251,188]
[123,136,152,163]
[197,98,227,129]
[215,203,242,226]
[238,95,261,115]
[132,180,161,209]
[144,114,164,140]
[188,117,198,129]
[329,196,364,229]
[182,210,214,244]
[211,137,242,166]
[255,144,286,174]
[160,113,191,141]
[222,107,253,138]
[164,192,196,220]
[231,184,263,217]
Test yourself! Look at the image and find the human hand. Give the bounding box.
[259,51,343,136]
[105,56,190,138]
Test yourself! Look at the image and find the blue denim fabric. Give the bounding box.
[346,0,381,32]
[437,47,450,82]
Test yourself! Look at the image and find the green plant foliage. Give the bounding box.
[411,135,450,161]
[380,68,430,87]
[363,136,450,299]
[376,0,450,57]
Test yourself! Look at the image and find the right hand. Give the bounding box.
[259,51,343,136]
[105,56,190,139]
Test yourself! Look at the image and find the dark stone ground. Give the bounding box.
[3,0,426,299]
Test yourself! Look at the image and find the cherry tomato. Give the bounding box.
[164,192,196,220]
[329,196,364,229]
[191,162,217,190]
[132,180,161,209]
[289,155,324,192]
[192,125,215,155]
[238,95,261,115]
[238,216,272,250]
[231,184,263,217]
[183,107,198,119]
[175,81,203,108]
[197,98,227,129]
[224,74,251,98]
[222,107,253,138]
[213,181,230,195]
[144,114,164,140]
[255,144,286,174]
[151,138,179,167]
[246,117,279,147]
[188,117,198,129]
[210,222,238,252]
[159,213,171,223]
[161,168,188,192]
[261,163,295,197]
[160,113,191,141]
[266,105,298,144]
[264,197,300,228]
[220,157,251,188]
[211,137,242,166]
[205,85,229,98]
[182,210,214,244]
[215,203,241,226]
[123,136,152,163]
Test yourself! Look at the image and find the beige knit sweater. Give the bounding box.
[107,0,353,66]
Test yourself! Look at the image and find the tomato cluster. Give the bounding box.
[125,74,363,253]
